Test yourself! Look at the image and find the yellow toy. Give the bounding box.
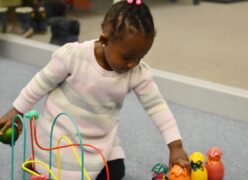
[189,152,208,180]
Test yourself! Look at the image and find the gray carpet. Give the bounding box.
[0,58,248,180]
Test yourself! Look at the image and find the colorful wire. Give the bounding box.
[21,160,57,180]
[29,120,36,171]
[31,115,110,180]
[56,135,91,180]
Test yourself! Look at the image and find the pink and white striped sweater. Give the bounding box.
[13,40,181,179]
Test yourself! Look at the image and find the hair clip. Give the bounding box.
[127,0,142,5]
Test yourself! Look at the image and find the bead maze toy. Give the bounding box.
[1,110,110,180]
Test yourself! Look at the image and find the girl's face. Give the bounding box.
[101,32,154,74]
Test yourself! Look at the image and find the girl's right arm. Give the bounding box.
[13,43,74,114]
[1,43,75,135]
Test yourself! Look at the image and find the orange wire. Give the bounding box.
[32,119,110,180]
[29,120,36,170]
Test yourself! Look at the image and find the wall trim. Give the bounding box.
[0,34,57,66]
[153,69,248,121]
[1,34,247,121]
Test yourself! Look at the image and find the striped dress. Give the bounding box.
[13,40,181,179]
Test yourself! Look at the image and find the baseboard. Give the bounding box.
[1,34,247,121]
[153,69,248,122]
[0,34,58,66]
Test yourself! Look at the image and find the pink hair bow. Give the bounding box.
[127,0,142,5]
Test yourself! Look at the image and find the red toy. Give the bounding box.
[205,147,224,180]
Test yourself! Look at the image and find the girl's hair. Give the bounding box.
[101,0,155,39]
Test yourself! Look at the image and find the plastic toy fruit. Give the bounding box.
[0,125,19,145]
[189,152,208,180]
[206,147,224,180]
[169,165,190,180]
[152,163,169,180]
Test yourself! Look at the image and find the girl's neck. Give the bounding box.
[94,41,112,71]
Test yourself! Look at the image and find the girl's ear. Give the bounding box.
[99,34,109,46]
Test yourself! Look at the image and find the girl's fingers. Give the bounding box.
[16,118,23,134]
[174,159,191,174]
[0,121,10,135]
[0,129,3,135]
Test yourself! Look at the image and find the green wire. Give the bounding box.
[11,114,26,180]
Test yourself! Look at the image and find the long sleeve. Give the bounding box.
[130,62,181,144]
[13,43,75,113]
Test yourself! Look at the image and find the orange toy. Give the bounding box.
[169,165,190,180]
[206,147,224,180]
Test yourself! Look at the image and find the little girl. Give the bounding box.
[0,0,189,179]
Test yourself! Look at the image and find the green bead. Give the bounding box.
[25,110,39,120]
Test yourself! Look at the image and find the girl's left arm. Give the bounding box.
[131,62,190,170]
[131,63,181,144]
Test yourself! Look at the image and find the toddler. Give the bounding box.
[0,0,189,179]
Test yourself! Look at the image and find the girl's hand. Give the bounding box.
[168,140,191,174]
[0,107,23,135]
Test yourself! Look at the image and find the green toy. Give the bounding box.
[0,125,19,145]
[151,163,169,180]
